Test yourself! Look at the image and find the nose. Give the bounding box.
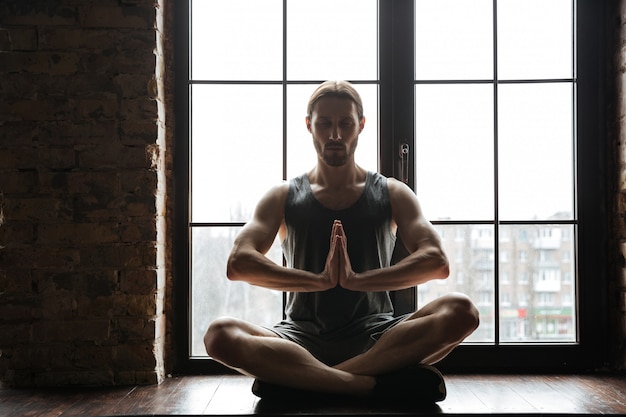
[329,125,342,141]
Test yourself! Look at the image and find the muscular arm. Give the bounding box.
[340,178,449,292]
[226,183,337,292]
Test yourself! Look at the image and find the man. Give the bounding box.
[204,80,479,402]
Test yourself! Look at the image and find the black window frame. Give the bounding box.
[174,0,610,374]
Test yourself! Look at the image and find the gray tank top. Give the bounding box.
[281,171,396,337]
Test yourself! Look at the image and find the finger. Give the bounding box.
[330,220,341,244]
[336,236,352,281]
[333,220,343,235]
[335,235,343,280]
[333,220,341,234]
[326,226,336,257]
[333,234,342,262]
[336,221,346,239]
[328,232,341,270]
[338,235,350,259]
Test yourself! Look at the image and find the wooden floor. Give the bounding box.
[1,373,626,416]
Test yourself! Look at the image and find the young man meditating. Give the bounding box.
[204,80,479,402]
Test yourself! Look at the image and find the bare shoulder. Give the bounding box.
[234,181,289,253]
[386,176,412,196]
[386,176,417,196]
[385,177,442,253]
[260,181,290,204]
[386,177,423,217]
[253,181,290,222]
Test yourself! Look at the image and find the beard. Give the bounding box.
[315,139,358,167]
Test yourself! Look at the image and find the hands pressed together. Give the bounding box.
[320,220,357,290]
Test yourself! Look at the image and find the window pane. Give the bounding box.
[191,85,283,223]
[498,0,573,80]
[499,225,576,342]
[191,227,283,357]
[415,84,494,221]
[286,84,378,178]
[287,0,377,80]
[191,0,283,80]
[498,83,574,221]
[424,225,495,342]
[415,0,493,80]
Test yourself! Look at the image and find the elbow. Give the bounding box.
[226,252,244,281]
[225,259,237,281]
[438,261,450,279]
[435,251,450,279]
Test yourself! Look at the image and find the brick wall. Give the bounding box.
[0,0,171,386]
[614,0,626,370]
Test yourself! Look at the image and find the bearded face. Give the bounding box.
[307,97,364,168]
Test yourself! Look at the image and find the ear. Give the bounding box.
[359,117,366,132]
[306,116,312,132]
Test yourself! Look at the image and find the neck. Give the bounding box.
[308,160,366,189]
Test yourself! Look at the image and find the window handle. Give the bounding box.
[399,143,409,184]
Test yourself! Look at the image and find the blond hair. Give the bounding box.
[306,80,364,120]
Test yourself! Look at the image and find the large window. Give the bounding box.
[175,0,609,372]
[413,0,576,344]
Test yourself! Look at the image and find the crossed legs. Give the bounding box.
[204,292,479,396]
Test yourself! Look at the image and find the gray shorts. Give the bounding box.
[269,313,411,366]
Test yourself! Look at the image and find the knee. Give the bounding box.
[204,317,245,364]
[442,293,480,339]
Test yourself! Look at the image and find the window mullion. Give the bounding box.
[492,0,501,346]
